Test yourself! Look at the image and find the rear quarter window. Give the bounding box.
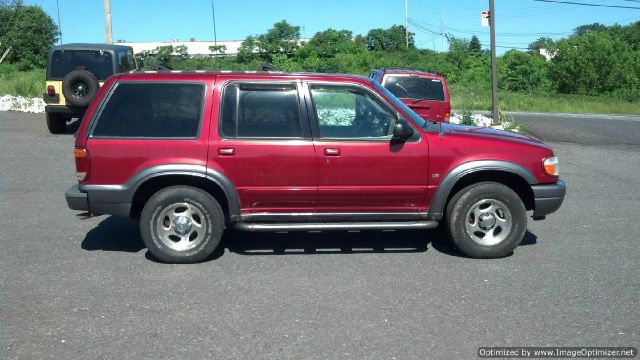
[91,82,205,138]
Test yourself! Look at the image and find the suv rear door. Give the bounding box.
[209,78,318,213]
[382,74,450,122]
[304,82,429,213]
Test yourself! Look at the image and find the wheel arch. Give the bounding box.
[429,160,536,220]
[129,172,240,222]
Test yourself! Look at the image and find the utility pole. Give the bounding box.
[104,0,112,44]
[489,0,499,123]
[405,0,409,48]
[211,0,218,48]
[441,10,445,52]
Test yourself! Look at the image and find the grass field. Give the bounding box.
[0,65,44,98]
[449,84,640,115]
[0,65,638,115]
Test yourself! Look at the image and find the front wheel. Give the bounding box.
[446,182,527,258]
[140,186,225,263]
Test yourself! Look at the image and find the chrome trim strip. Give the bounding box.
[235,221,439,232]
[237,212,430,222]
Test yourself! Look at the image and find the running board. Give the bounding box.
[234,221,439,232]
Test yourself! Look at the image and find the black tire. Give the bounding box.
[445,182,527,258]
[61,69,100,107]
[140,186,225,263]
[46,112,66,134]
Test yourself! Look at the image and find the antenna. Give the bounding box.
[211,0,218,48]
[56,0,62,45]
[405,0,409,48]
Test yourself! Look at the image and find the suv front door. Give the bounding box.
[305,82,430,213]
[210,79,317,213]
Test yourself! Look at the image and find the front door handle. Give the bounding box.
[324,148,341,156]
[218,148,235,156]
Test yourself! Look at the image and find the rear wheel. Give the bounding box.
[46,112,66,134]
[140,186,225,263]
[446,182,527,258]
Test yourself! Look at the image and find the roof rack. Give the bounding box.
[375,67,444,76]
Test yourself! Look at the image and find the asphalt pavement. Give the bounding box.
[1,111,638,359]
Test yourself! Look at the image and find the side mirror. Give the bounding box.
[392,120,414,141]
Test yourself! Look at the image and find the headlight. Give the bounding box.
[543,156,559,176]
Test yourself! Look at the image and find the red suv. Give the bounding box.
[369,68,451,122]
[65,71,565,263]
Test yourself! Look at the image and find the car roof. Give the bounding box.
[116,70,374,83]
[375,68,444,77]
[50,43,133,51]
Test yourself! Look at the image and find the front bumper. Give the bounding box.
[65,184,89,211]
[531,180,566,219]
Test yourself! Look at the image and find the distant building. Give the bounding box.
[539,48,555,61]
[117,38,311,57]
[116,39,244,56]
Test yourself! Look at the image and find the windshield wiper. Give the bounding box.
[412,97,436,104]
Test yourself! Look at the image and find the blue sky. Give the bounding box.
[26,0,640,54]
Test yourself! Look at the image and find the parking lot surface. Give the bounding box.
[1,112,638,359]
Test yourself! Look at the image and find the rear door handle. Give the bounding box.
[218,148,235,156]
[324,148,341,156]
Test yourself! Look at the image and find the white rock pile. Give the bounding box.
[0,95,46,113]
[449,111,494,127]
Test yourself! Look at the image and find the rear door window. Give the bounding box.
[383,76,445,101]
[219,83,302,138]
[91,82,205,138]
[49,50,114,80]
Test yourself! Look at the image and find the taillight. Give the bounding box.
[444,112,451,121]
[543,156,559,176]
[74,147,90,181]
[47,85,55,95]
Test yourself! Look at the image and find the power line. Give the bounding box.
[533,0,640,10]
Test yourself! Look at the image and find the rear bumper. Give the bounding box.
[65,184,89,211]
[45,105,86,118]
[65,184,131,217]
[531,180,566,219]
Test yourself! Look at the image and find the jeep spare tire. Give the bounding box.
[62,69,100,107]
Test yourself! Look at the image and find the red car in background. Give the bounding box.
[369,68,451,122]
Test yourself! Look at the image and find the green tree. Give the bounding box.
[236,36,258,63]
[0,2,58,68]
[469,35,482,55]
[573,23,607,36]
[208,44,227,56]
[528,37,556,56]
[367,25,413,51]
[549,31,639,95]
[499,50,549,92]
[255,20,301,61]
[155,45,174,64]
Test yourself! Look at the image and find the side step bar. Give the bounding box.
[234,221,439,232]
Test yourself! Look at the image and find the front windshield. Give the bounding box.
[372,81,427,128]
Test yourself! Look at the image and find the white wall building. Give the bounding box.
[118,39,311,57]
[117,39,245,56]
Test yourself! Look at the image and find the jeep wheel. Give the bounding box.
[446,182,527,258]
[46,112,66,134]
[62,69,100,107]
[140,186,225,263]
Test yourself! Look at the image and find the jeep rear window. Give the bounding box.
[49,50,114,80]
[383,76,445,101]
[220,83,302,138]
[91,82,204,138]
